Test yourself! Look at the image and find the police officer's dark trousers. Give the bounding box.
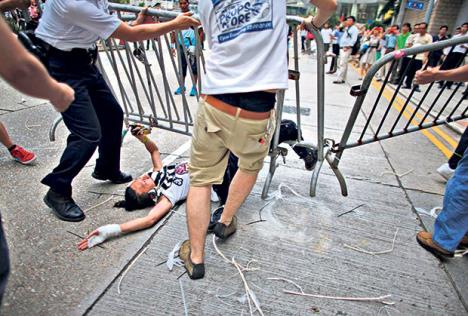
[41,48,124,197]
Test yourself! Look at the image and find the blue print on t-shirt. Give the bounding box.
[214,0,273,43]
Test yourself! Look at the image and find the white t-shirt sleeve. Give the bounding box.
[66,1,121,40]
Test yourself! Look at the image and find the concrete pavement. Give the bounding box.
[0,47,467,315]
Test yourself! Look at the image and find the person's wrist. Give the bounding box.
[311,17,320,29]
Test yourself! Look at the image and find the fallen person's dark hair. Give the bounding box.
[114,186,156,211]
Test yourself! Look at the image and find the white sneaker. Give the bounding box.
[210,188,219,203]
[437,163,455,181]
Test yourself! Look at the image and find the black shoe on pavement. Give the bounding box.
[303,147,318,171]
[44,190,85,222]
[179,240,205,280]
[208,206,224,234]
[414,87,421,92]
[402,85,411,90]
[333,80,345,84]
[92,170,133,184]
[213,216,237,240]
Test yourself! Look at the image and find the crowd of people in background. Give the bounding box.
[302,16,467,99]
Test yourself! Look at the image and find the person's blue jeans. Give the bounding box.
[434,148,468,252]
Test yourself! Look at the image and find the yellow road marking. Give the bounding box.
[374,81,458,149]
[350,63,456,158]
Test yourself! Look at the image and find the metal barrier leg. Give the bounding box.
[49,116,63,142]
[326,152,348,196]
[309,154,324,197]
[261,90,285,200]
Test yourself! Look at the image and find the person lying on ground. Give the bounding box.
[414,64,468,259]
[78,124,188,250]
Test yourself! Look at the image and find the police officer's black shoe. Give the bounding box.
[92,170,133,184]
[44,190,85,222]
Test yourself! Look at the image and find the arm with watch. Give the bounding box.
[303,0,337,29]
[129,124,163,172]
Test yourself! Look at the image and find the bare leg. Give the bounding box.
[186,185,211,264]
[0,122,14,149]
[220,169,258,225]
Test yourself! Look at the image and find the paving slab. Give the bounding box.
[0,79,47,112]
[0,104,191,315]
[86,167,466,316]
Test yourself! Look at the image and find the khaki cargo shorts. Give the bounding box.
[189,99,276,187]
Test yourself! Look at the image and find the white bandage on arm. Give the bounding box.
[87,224,122,248]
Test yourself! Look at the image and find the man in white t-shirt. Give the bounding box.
[439,22,468,89]
[320,22,333,52]
[180,0,337,280]
[334,16,359,84]
[402,22,432,92]
[35,0,199,222]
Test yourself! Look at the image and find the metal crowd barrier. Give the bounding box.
[329,35,468,194]
[48,4,339,199]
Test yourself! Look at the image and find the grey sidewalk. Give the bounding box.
[0,48,467,315]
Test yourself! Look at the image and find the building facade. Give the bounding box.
[397,0,468,34]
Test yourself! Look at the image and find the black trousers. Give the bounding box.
[329,43,340,72]
[0,212,10,307]
[395,56,411,84]
[405,59,423,88]
[41,49,124,197]
[449,128,468,169]
[179,47,198,79]
[440,52,465,88]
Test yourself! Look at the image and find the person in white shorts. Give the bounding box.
[78,125,190,250]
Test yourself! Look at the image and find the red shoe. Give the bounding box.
[10,145,37,165]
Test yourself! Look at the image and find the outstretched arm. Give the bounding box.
[112,12,200,42]
[306,0,337,28]
[78,196,173,251]
[415,64,468,85]
[0,17,74,112]
[130,124,163,171]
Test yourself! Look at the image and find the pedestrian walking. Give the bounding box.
[172,0,198,97]
[321,22,332,52]
[333,16,358,84]
[327,23,343,74]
